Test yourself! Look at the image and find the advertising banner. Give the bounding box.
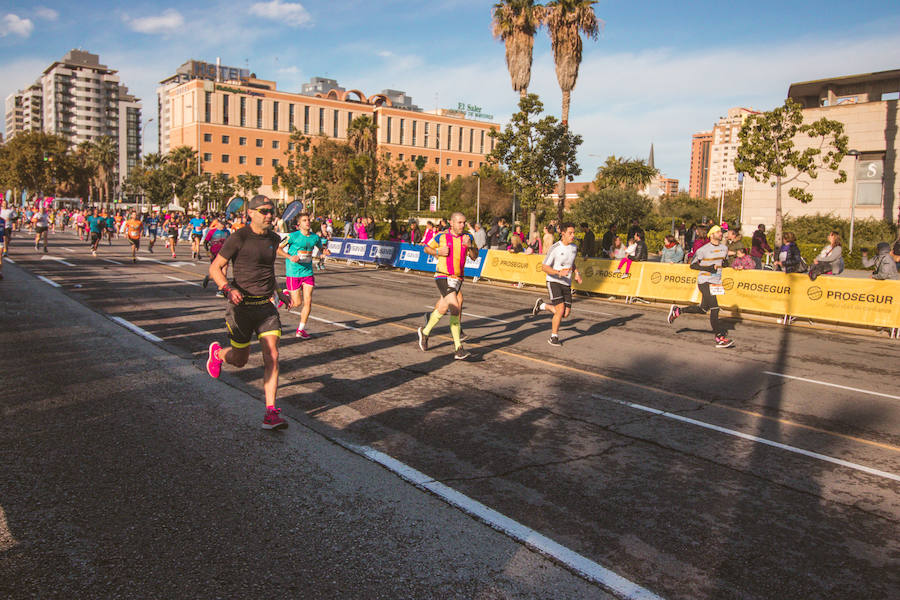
[574,258,644,298]
[631,262,700,303]
[393,243,488,278]
[480,251,546,286]
[326,238,399,265]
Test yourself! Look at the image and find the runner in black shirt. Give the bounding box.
[205,195,300,429]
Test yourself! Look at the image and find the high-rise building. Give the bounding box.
[688,108,758,199]
[4,50,142,194]
[689,131,713,198]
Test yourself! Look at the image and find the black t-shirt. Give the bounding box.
[217,226,281,296]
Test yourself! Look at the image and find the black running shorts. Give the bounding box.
[225,298,282,348]
[435,276,463,297]
[128,237,140,249]
[90,231,102,244]
[547,281,572,307]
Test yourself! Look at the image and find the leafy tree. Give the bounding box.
[734,98,849,245]
[129,153,175,207]
[375,153,412,221]
[594,155,658,190]
[346,115,379,213]
[0,132,70,198]
[196,172,235,212]
[236,172,262,199]
[89,136,118,206]
[571,187,653,230]
[487,93,582,234]
[167,145,200,204]
[492,0,544,98]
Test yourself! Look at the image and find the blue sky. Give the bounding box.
[2,0,900,186]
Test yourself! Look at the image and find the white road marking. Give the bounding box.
[763,371,900,401]
[421,305,511,324]
[60,247,76,253]
[36,275,61,288]
[109,316,163,343]
[341,441,663,600]
[102,258,123,265]
[137,256,165,265]
[576,307,617,317]
[41,256,75,266]
[5,257,14,263]
[594,394,900,483]
[164,275,201,287]
[289,310,371,334]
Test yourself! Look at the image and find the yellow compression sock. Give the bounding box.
[422,309,443,336]
[449,315,461,349]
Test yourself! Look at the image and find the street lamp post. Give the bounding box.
[847,149,860,252]
[417,171,422,212]
[472,172,480,224]
[140,117,154,213]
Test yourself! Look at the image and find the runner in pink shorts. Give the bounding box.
[279,212,329,338]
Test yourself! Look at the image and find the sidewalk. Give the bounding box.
[0,261,603,599]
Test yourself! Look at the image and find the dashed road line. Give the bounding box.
[102,258,124,265]
[164,275,201,287]
[41,255,75,266]
[764,371,900,401]
[36,275,61,288]
[288,310,372,334]
[108,316,163,343]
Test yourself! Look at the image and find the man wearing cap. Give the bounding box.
[205,195,300,429]
[666,224,734,348]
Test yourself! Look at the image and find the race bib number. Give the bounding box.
[296,250,312,263]
[710,284,725,296]
[447,277,461,291]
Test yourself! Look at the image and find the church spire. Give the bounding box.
[648,143,655,170]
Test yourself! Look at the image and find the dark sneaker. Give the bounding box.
[262,407,287,430]
[808,271,818,281]
[548,335,562,347]
[454,346,471,360]
[532,297,542,317]
[667,305,680,324]
[715,335,734,349]
[206,342,223,378]
[202,274,210,288]
[417,327,429,351]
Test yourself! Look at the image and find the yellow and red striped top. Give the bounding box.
[428,231,474,278]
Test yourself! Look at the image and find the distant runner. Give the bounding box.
[202,219,231,295]
[205,195,296,429]
[145,211,160,253]
[189,213,206,260]
[530,222,582,347]
[279,212,330,339]
[88,208,105,257]
[666,224,734,348]
[125,211,143,263]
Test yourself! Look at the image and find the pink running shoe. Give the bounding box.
[296,329,311,339]
[262,407,287,429]
[206,342,223,378]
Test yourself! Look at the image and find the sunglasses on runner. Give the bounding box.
[254,208,275,215]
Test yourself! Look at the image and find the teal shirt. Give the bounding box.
[283,230,325,278]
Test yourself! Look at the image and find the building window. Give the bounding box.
[399,153,404,161]
[435,124,440,149]
[222,154,230,163]
[204,91,211,123]
[447,126,452,150]
[257,99,263,128]
[447,159,451,166]
[203,133,212,142]
[255,138,263,147]
[457,160,462,167]
[424,122,429,147]
[203,153,212,162]
[273,101,279,131]
[412,121,417,146]
[272,158,279,167]
[304,105,309,134]
[348,112,353,129]
[222,135,229,143]
[318,108,324,134]
[333,110,338,137]
[272,175,279,185]
[434,157,439,164]
[272,140,279,149]
[399,119,405,145]
[386,117,392,143]
[468,160,473,168]
[480,130,485,153]
[239,136,246,146]
[458,127,462,151]
[239,156,246,164]
[469,129,473,153]
[222,94,229,125]
[288,142,294,151]
[288,103,295,130]
[255,157,263,166]
[240,97,246,127]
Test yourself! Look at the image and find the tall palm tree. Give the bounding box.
[492,0,544,98]
[90,136,118,208]
[76,140,98,203]
[545,0,600,221]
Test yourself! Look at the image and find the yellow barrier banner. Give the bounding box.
[574,258,642,297]
[631,262,701,304]
[480,250,547,286]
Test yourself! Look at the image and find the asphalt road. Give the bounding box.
[3,229,899,599]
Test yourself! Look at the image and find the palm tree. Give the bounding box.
[90,136,118,208]
[491,0,544,98]
[545,0,600,221]
[347,116,378,212]
[76,141,98,203]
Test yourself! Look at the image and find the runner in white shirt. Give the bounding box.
[530,222,582,347]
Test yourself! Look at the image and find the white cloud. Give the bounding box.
[249,0,312,27]
[1,14,34,38]
[124,9,184,35]
[35,7,58,21]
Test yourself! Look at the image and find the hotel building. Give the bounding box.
[741,70,900,230]
[688,107,758,200]
[160,67,500,200]
[4,50,142,192]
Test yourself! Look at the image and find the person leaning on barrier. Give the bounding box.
[774,232,805,273]
[600,224,617,258]
[725,227,746,260]
[472,222,486,249]
[861,242,899,280]
[580,223,595,258]
[750,224,773,268]
[808,231,844,281]
[730,247,756,270]
[659,234,684,263]
[632,230,648,262]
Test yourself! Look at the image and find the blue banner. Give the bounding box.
[327,238,487,277]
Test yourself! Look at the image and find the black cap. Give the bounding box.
[248,195,273,210]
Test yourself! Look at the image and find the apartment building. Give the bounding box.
[688,131,712,198]
[162,72,499,200]
[687,108,758,199]
[4,50,142,192]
